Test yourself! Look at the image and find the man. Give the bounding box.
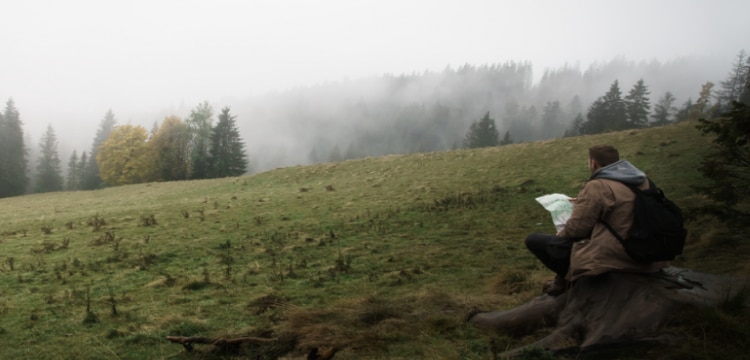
[525,144,668,296]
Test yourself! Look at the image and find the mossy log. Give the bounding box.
[469,267,747,358]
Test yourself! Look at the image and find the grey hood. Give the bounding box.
[590,160,646,186]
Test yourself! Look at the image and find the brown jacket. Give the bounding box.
[557,178,668,282]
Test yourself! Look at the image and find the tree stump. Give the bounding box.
[469,267,747,357]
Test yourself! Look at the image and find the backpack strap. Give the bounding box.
[602,218,626,245]
[599,178,654,246]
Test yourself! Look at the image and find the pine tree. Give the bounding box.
[82,110,116,190]
[715,50,749,112]
[500,130,513,145]
[308,145,321,164]
[66,150,79,190]
[329,145,342,162]
[209,107,248,178]
[185,101,214,179]
[35,124,64,193]
[564,113,585,137]
[78,151,88,187]
[0,98,29,198]
[674,98,694,123]
[695,100,750,221]
[695,82,715,118]
[741,67,750,106]
[463,112,499,148]
[540,101,564,137]
[624,79,651,128]
[564,96,584,128]
[651,92,677,126]
[583,80,628,134]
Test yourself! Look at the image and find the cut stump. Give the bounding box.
[469,267,747,357]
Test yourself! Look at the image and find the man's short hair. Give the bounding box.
[589,144,620,167]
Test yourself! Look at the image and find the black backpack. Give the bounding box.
[602,179,687,263]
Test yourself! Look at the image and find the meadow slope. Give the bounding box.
[0,121,747,359]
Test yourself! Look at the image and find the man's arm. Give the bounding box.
[557,180,613,239]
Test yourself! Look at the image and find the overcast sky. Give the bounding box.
[2,0,749,146]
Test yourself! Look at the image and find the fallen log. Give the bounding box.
[165,335,276,353]
[469,267,747,358]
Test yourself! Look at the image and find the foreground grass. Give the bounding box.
[0,121,747,359]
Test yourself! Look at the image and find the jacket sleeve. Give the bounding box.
[557,180,615,240]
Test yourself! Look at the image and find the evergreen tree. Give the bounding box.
[35,124,64,193]
[463,112,499,148]
[66,150,79,190]
[329,145,342,162]
[209,107,248,178]
[82,110,116,190]
[624,79,651,128]
[0,98,28,198]
[308,145,321,164]
[78,151,88,187]
[500,130,513,145]
[582,80,628,134]
[540,101,565,137]
[695,82,715,118]
[651,92,677,126]
[695,100,750,221]
[715,50,748,112]
[674,98,694,123]
[564,96,584,129]
[185,101,214,179]
[741,67,750,106]
[564,113,585,137]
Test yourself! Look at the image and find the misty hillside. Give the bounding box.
[234,57,719,172]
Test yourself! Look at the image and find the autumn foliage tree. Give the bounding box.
[150,116,190,181]
[96,125,154,186]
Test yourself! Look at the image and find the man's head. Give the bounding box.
[588,144,619,173]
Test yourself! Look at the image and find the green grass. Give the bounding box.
[0,121,747,359]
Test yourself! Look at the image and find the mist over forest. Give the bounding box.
[230,56,722,172]
[2,54,736,190]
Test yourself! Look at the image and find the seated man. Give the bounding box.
[525,144,668,295]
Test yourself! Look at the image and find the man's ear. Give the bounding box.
[589,158,600,172]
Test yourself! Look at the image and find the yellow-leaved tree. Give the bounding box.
[96,125,156,186]
[149,116,190,181]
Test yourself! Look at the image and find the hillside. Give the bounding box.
[0,121,747,359]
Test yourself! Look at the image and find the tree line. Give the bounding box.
[2,52,747,196]
[0,101,247,197]
[462,51,749,149]
[244,56,737,169]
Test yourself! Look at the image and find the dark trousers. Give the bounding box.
[525,233,572,278]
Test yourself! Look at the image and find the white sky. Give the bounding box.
[1,0,749,145]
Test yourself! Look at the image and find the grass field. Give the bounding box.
[1,121,747,359]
